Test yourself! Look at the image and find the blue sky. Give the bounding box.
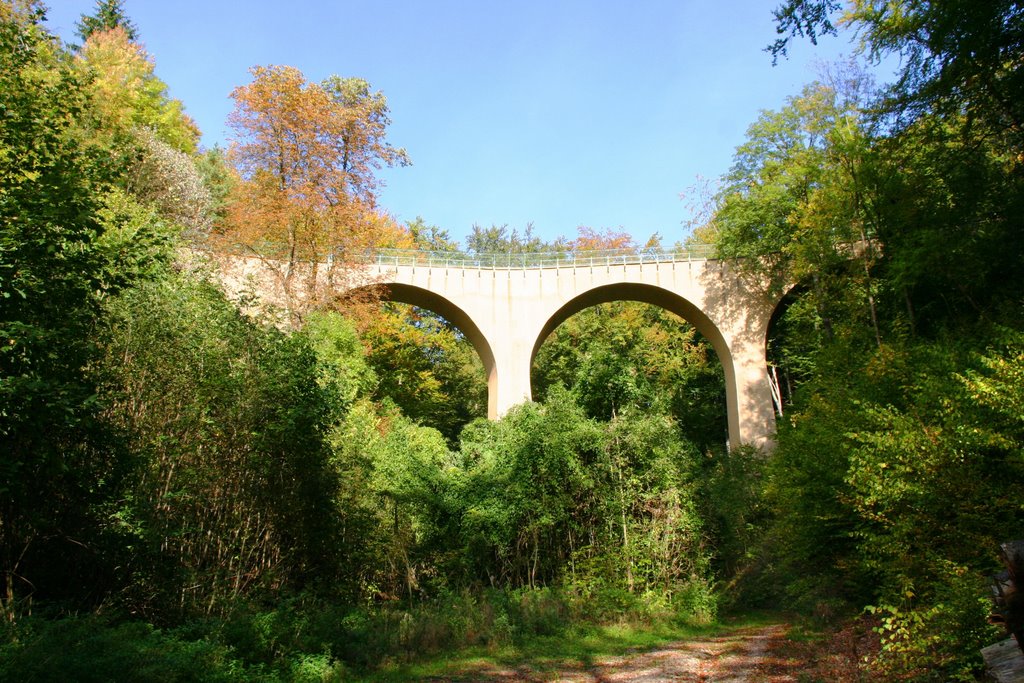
[45,1,877,247]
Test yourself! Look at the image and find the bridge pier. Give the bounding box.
[488,345,533,419]
[724,333,777,450]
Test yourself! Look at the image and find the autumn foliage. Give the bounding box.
[78,26,199,153]
[220,65,410,324]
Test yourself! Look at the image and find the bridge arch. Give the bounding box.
[353,282,499,418]
[529,282,739,448]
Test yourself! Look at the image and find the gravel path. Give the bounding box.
[428,624,797,682]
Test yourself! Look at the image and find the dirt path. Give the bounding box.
[429,624,800,682]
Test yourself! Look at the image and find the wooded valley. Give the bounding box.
[2,1,1023,679]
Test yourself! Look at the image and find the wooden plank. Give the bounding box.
[983,638,1024,682]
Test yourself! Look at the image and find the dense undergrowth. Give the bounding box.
[0,587,718,681]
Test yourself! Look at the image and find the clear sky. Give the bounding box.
[44,1,874,247]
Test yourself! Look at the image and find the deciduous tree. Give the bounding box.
[770,1,1024,140]
[0,9,171,617]
[221,65,409,325]
[77,26,199,154]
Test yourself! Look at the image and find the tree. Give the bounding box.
[101,274,348,616]
[220,65,410,325]
[320,76,410,200]
[76,26,200,154]
[532,301,726,450]
[0,9,170,617]
[73,14,214,247]
[569,226,635,252]
[770,1,1024,140]
[464,223,555,256]
[75,0,138,43]
[712,71,888,383]
[407,216,460,253]
[126,127,212,238]
[718,9,1024,676]
[768,1,1024,333]
[361,303,487,446]
[193,145,236,232]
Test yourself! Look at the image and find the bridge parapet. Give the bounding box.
[369,245,716,270]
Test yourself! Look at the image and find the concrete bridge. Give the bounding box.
[219,248,784,450]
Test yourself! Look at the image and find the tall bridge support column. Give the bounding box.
[726,336,776,450]
[488,346,534,419]
[486,306,539,418]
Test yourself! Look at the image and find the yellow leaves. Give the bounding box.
[77,27,199,153]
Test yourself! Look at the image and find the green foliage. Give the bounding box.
[362,303,487,446]
[75,0,138,43]
[465,222,556,255]
[748,335,1024,677]
[11,3,1023,680]
[0,615,262,682]
[713,72,884,351]
[532,301,727,450]
[872,116,1023,334]
[76,25,200,154]
[326,398,457,601]
[456,393,604,588]
[770,1,1024,136]
[300,310,376,409]
[710,10,1024,671]
[0,9,170,615]
[194,145,236,230]
[963,329,1024,435]
[867,568,998,681]
[100,273,347,616]
[126,128,213,238]
[454,390,715,610]
[406,216,460,253]
[698,445,768,588]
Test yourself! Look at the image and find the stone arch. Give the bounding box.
[529,282,742,448]
[353,282,499,418]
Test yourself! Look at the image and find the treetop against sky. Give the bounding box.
[45,0,891,246]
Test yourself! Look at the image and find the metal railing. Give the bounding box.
[202,241,718,269]
[367,244,716,270]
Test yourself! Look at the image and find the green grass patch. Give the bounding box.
[357,618,765,682]
[0,594,793,682]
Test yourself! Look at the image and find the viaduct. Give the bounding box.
[218,248,785,450]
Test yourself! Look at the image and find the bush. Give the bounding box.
[867,567,1001,681]
[0,616,262,682]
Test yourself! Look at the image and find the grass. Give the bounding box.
[0,593,796,682]
[357,614,781,682]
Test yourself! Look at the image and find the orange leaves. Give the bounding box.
[571,226,636,252]
[224,66,403,255]
[223,64,409,256]
[226,66,405,216]
[230,66,340,201]
[218,65,409,324]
